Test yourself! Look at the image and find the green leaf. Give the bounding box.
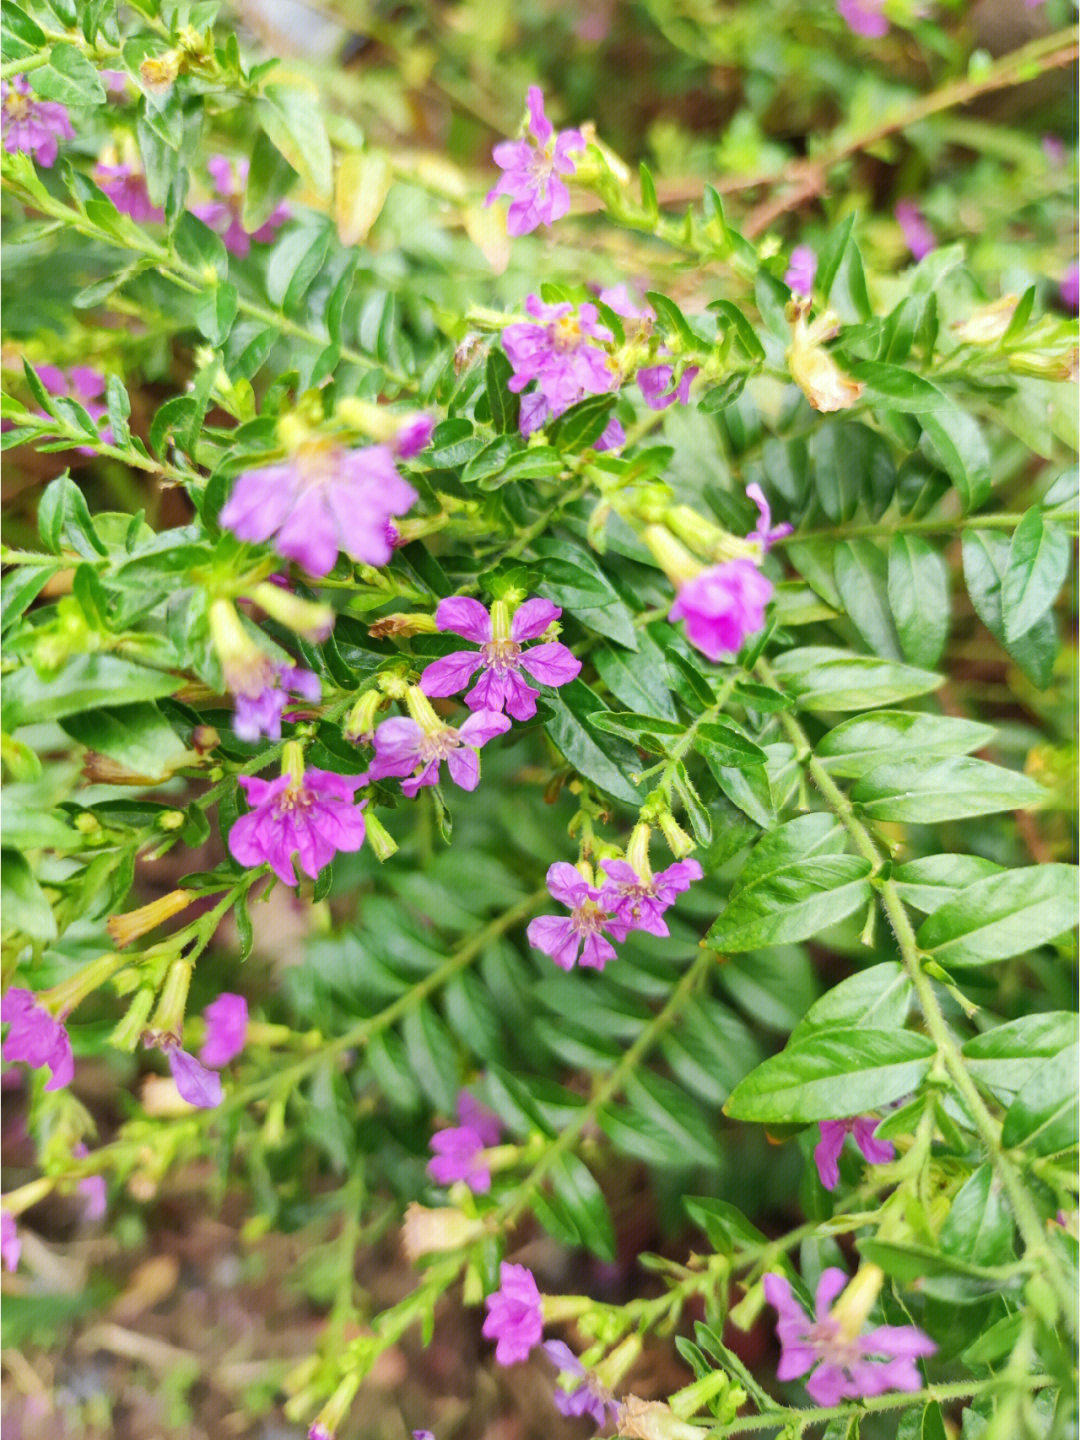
[938,1164,1014,1268]
[851,756,1046,823]
[729,814,846,893]
[963,528,1057,689]
[707,855,872,952]
[724,1029,936,1123]
[544,680,643,805]
[790,963,913,1043]
[920,407,991,512]
[530,538,637,649]
[693,719,768,769]
[892,853,1003,913]
[258,84,333,196]
[770,647,942,711]
[33,43,105,105]
[1000,1044,1079,1156]
[593,634,677,720]
[1,2,45,62]
[683,1196,767,1253]
[37,473,106,558]
[962,1013,1077,1095]
[888,533,950,668]
[2,656,179,729]
[173,210,229,281]
[834,540,901,658]
[484,349,519,435]
[547,1153,616,1261]
[548,393,617,450]
[607,1069,719,1169]
[816,711,994,780]
[915,865,1078,966]
[1001,508,1071,644]
[849,360,949,413]
[588,711,685,741]
[708,299,765,361]
[0,793,76,851]
[242,126,297,233]
[60,703,188,780]
[1,849,56,941]
[645,291,702,349]
[265,222,332,311]
[809,423,895,524]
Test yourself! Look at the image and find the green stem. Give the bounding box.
[0,53,50,82]
[755,655,1076,1326]
[708,1374,1054,1437]
[773,508,1078,546]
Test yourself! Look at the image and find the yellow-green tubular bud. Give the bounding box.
[250,582,333,642]
[376,670,410,700]
[364,811,398,861]
[106,890,194,950]
[147,960,192,1044]
[401,1202,483,1261]
[110,987,158,1052]
[657,811,695,860]
[343,688,384,743]
[642,525,703,589]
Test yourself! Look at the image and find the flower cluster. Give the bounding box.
[427,1091,503,1194]
[419,596,580,722]
[527,840,702,971]
[486,87,585,236]
[504,294,621,445]
[1,75,72,167]
[94,144,163,223]
[765,1266,935,1404]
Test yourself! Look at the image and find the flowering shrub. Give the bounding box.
[1,2,1077,1438]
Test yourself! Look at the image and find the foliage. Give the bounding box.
[1,2,1077,1438]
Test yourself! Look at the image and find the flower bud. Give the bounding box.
[951,295,1017,345]
[107,890,195,949]
[831,1263,883,1341]
[307,1373,361,1440]
[376,671,410,700]
[617,1396,703,1440]
[139,50,181,95]
[343,688,385,742]
[147,960,193,1045]
[110,988,157,1053]
[642,525,703,589]
[401,1202,483,1261]
[657,811,695,860]
[366,612,439,640]
[250,582,333,642]
[786,303,864,412]
[364,811,398,861]
[191,725,220,755]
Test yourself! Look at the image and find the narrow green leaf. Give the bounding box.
[817,711,994,779]
[851,756,1046,823]
[1000,1044,1079,1155]
[258,84,333,196]
[770,647,942,711]
[835,539,902,658]
[1001,507,1071,644]
[888,533,950,668]
[915,864,1078,966]
[707,855,872,952]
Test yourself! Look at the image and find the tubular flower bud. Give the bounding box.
[951,295,1018,346]
[787,304,864,412]
[106,890,195,949]
[250,582,333,642]
[401,1202,483,1261]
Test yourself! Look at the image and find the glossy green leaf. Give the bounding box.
[1001,508,1071,644]
[888,533,950,668]
[1000,1044,1079,1155]
[707,854,872,952]
[3,656,179,729]
[851,756,1045,823]
[816,711,994,780]
[834,539,901,658]
[892,853,1003,913]
[790,963,913,1043]
[258,84,333,196]
[770,647,942,711]
[544,680,643,805]
[962,1013,1077,1095]
[916,865,1078,966]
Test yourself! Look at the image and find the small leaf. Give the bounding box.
[1000,1045,1079,1155]
[258,84,333,196]
[1001,507,1071,644]
[888,533,950,668]
[915,864,1078,966]
[851,756,1045,823]
[707,855,872,952]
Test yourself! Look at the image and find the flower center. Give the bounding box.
[481,637,521,671]
[549,314,583,352]
[418,725,462,762]
[4,92,30,121]
[572,899,607,936]
[294,439,339,490]
[807,1319,862,1371]
[276,781,314,814]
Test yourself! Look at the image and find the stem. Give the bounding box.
[755,656,1077,1325]
[499,944,715,1227]
[0,53,50,82]
[709,1374,1054,1437]
[773,508,1078,546]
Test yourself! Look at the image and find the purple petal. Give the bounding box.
[199,993,248,1068]
[545,861,590,907]
[861,1325,937,1360]
[525,86,552,145]
[434,596,492,642]
[446,746,480,791]
[814,1121,847,1191]
[776,1342,817,1381]
[853,1117,896,1167]
[815,1267,849,1320]
[511,597,561,641]
[167,1048,223,1108]
[579,932,616,970]
[806,1364,849,1406]
[518,640,580,687]
[526,915,581,969]
[500,670,540,722]
[457,709,512,747]
[419,650,485,697]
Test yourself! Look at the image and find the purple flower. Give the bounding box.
[1,75,73,167]
[101,70,131,99]
[486,87,585,237]
[73,1144,107,1222]
[219,441,417,577]
[482,1262,544,1365]
[393,413,435,459]
[414,1431,436,1439]
[669,559,773,663]
[419,596,580,722]
[785,245,817,296]
[166,1045,222,1109]
[599,857,703,937]
[598,284,655,325]
[527,863,629,972]
[503,295,616,414]
[428,1126,491,1193]
[228,768,367,886]
[192,154,290,257]
[747,482,792,549]
[543,1341,621,1427]
[199,993,248,1068]
[234,662,321,742]
[1,988,74,1091]
[764,1269,935,1405]
[837,0,888,38]
[369,707,510,797]
[637,363,699,411]
[428,1091,503,1193]
[1,1211,20,1272]
[895,201,935,262]
[814,1118,895,1191]
[1060,262,1079,313]
[94,160,163,223]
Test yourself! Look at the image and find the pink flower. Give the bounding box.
[428,1091,502,1193]
[668,559,773,663]
[1060,263,1079,313]
[73,1144,107,1222]
[369,706,511,797]
[1,988,74,1091]
[637,363,699,411]
[94,160,163,222]
[503,295,616,414]
[785,245,817,296]
[543,1340,621,1427]
[764,1269,935,1404]
[598,858,702,938]
[482,1262,544,1365]
[1,75,73,167]
[419,596,580,722]
[486,87,585,237]
[1,1211,20,1271]
[219,441,417,577]
[101,70,131,99]
[232,662,321,742]
[814,1118,895,1191]
[166,1045,222,1108]
[228,768,367,886]
[393,413,435,459]
[1042,135,1066,167]
[747,482,792,549]
[895,201,935,261]
[199,993,248,1068]
[837,0,888,38]
[526,863,629,972]
[598,284,655,325]
[192,154,290,257]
